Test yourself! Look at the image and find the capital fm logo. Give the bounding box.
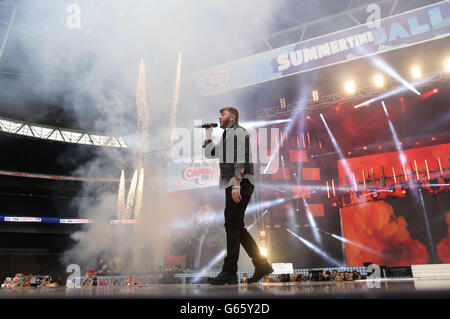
[183,163,213,185]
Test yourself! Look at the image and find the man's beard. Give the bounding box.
[220,119,230,128]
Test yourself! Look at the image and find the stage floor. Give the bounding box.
[1,278,450,298]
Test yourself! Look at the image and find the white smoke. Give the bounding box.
[2,0,288,273]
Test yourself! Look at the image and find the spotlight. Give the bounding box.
[345,80,356,94]
[260,247,268,257]
[312,90,319,102]
[388,184,395,193]
[374,74,384,88]
[401,183,408,195]
[444,177,450,186]
[433,88,439,94]
[412,65,421,79]
[445,58,450,72]
[371,190,379,199]
[430,178,440,194]
[432,137,436,141]
[287,229,342,266]
[306,115,311,120]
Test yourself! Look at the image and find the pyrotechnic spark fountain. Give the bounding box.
[136,59,150,163]
[134,168,145,220]
[125,169,138,219]
[127,59,150,223]
[287,229,342,266]
[117,170,126,220]
[168,52,183,158]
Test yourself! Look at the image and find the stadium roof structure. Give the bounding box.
[207,0,443,65]
[0,115,127,147]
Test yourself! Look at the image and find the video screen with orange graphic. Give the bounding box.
[337,144,450,266]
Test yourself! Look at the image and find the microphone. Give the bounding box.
[194,123,218,128]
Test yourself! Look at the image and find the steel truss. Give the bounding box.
[0,115,127,148]
[226,0,405,60]
[256,71,450,120]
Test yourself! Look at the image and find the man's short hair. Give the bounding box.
[220,106,239,122]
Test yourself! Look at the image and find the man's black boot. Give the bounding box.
[247,261,274,284]
[207,271,238,285]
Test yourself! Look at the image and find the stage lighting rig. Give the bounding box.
[429,178,440,194]
[443,178,450,189]
[388,184,395,193]
[371,189,379,199]
[401,183,408,195]
[260,247,268,257]
[345,80,356,94]
[312,90,319,102]
[374,74,384,88]
[342,192,351,206]
[412,65,421,79]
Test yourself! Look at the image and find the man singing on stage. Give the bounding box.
[203,107,273,285]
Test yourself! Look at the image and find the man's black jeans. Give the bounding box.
[222,178,267,273]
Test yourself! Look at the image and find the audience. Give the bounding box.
[40,275,60,287]
[5,273,24,288]
[353,271,362,280]
[81,269,98,286]
[259,270,363,283]
[1,267,365,289]
[21,274,33,287]
[122,275,142,286]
